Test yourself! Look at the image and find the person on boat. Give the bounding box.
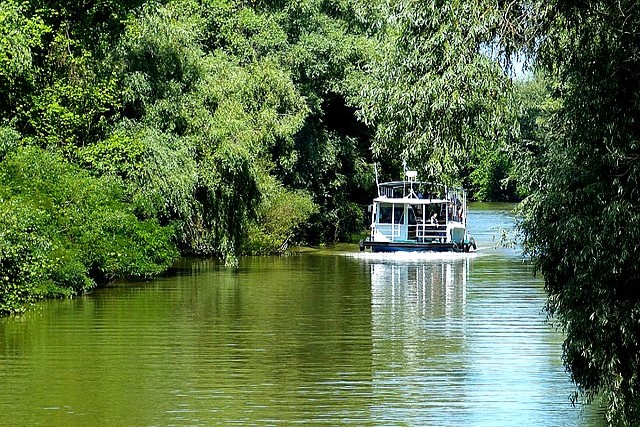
[430,212,438,225]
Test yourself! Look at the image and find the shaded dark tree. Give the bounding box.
[519,2,640,424]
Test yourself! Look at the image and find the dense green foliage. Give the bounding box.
[356,0,516,185]
[0,146,177,314]
[0,0,524,311]
[0,0,381,312]
[516,2,640,424]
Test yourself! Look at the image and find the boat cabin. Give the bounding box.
[361,170,473,252]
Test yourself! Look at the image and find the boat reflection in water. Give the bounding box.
[370,256,468,320]
[359,255,473,426]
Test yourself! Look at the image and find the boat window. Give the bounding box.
[394,206,404,224]
[378,203,393,224]
[409,204,423,224]
[407,207,415,225]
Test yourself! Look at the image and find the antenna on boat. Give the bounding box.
[374,163,381,196]
[405,170,418,198]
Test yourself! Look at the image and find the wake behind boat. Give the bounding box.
[360,171,476,253]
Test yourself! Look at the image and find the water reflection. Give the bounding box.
[370,258,468,319]
[365,259,469,426]
[359,254,603,426]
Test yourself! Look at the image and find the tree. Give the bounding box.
[468,75,552,202]
[354,0,515,183]
[519,1,640,424]
[115,1,310,264]
[260,0,378,243]
[0,1,48,122]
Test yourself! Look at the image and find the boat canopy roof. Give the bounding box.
[374,195,453,205]
[378,180,464,191]
[376,179,466,203]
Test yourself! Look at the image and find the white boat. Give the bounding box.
[360,171,476,252]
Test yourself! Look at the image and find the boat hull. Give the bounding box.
[360,240,466,253]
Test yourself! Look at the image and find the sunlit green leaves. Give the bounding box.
[356,0,515,182]
[0,147,178,314]
[0,1,48,78]
[0,126,20,158]
[119,1,206,109]
[116,1,309,263]
[244,172,317,254]
[201,0,288,63]
[0,1,49,122]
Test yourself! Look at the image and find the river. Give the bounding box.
[0,203,603,426]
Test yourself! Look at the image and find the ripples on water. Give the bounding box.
[0,204,603,426]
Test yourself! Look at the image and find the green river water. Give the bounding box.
[0,204,604,426]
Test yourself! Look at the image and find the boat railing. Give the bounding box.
[375,223,450,242]
[413,224,447,242]
[377,181,467,204]
[391,224,402,240]
[375,223,403,240]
